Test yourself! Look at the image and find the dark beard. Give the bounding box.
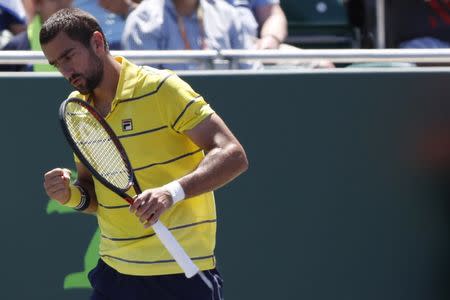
[74,51,104,95]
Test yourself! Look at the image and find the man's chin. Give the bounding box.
[73,85,90,95]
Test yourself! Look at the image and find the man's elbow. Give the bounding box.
[231,144,249,174]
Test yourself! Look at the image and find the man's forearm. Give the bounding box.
[259,5,288,43]
[260,12,288,43]
[177,144,248,198]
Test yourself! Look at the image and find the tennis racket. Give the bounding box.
[59,97,212,287]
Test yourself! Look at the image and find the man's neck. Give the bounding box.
[92,55,121,117]
[173,0,199,16]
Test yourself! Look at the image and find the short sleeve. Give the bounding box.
[157,73,215,133]
[251,0,279,10]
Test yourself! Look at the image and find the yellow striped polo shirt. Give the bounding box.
[68,56,217,276]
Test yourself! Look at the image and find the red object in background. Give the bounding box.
[427,0,450,26]
[418,125,450,168]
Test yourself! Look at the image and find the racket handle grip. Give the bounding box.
[152,221,199,278]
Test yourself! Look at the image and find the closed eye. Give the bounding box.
[49,47,76,69]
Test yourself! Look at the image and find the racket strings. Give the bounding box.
[71,117,129,186]
[64,103,131,190]
[77,119,111,167]
[75,119,125,177]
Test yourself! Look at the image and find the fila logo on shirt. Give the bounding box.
[122,119,133,131]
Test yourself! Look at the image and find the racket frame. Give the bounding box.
[59,97,139,204]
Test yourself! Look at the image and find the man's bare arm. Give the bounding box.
[74,162,98,214]
[255,4,288,49]
[179,113,248,198]
[130,113,248,226]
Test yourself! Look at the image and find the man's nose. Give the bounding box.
[59,65,74,80]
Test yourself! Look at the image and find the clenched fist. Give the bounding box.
[44,168,71,204]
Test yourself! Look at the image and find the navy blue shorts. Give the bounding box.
[88,259,224,300]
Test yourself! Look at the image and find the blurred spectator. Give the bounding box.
[229,0,287,50]
[122,0,252,70]
[345,0,376,48]
[0,0,72,71]
[73,0,131,49]
[347,0,450,49]
[98,0,140,18]
[231,0,334,68]
[388,0,450,48]
[0,0,27,35]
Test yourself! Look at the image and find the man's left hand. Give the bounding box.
[130,188,174,228]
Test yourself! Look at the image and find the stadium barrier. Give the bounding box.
[2,69,450,299]
[1,49,450,68]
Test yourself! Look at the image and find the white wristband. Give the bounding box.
[164,181,186,204]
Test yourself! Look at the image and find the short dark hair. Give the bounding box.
[40,8,109,51]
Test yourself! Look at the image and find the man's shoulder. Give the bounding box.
[139,65,173,80]
[134,65,178,93]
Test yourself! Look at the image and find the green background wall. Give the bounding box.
[2,70,450,299]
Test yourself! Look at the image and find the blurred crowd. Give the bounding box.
[1,0,450,71]
[346,0,450,49]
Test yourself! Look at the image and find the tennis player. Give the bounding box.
[42,8,248,300]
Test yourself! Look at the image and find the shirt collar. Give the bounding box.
[111,56,139,105]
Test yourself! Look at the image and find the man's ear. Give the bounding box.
[90,31,106,54]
